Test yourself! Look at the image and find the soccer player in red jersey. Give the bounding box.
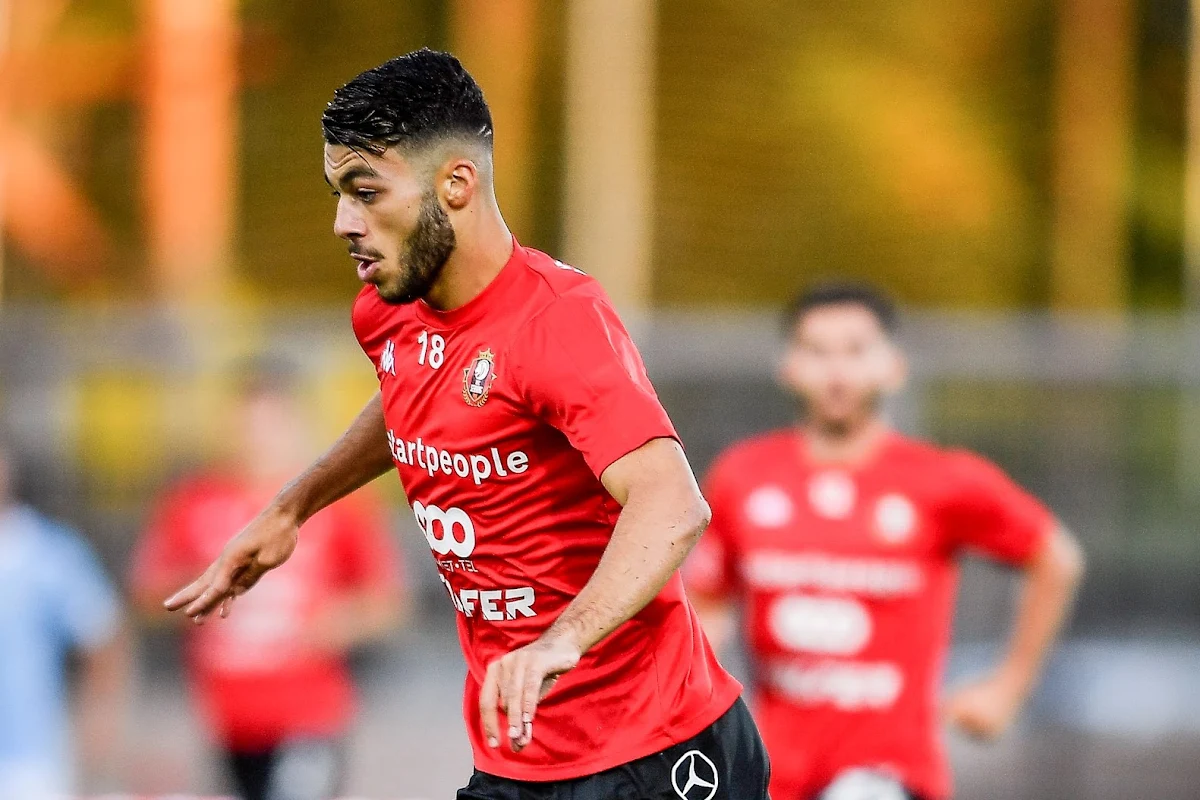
[131,359,405,800]
[163,50,769,798]
[683,284,1086,800]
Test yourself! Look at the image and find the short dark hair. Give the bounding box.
[783,282,899,335]
[322,48,493,155]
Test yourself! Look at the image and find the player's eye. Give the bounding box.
[329,190,341,198]
[356,189,378,203]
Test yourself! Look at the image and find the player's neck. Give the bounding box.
[423,205,513,312]
[800,417,890,466]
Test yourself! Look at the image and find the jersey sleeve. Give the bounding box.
[511,289,679,477]
[128,487,198,595]
[682,454,743,600]
[327,492,405,593]
[940,450,1054,565]
[48,526,121,650]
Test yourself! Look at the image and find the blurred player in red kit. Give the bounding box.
[683,284,1085,800]
[163,50,769,799]
[130,358,406,800]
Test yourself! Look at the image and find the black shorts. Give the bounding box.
[457,696,770,800]
[225,736,345,800]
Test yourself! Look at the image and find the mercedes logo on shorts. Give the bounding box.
[671,749,719,800]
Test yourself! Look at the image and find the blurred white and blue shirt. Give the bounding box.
[0,504,120,799]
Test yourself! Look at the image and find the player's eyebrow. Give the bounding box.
[325,164,379,189]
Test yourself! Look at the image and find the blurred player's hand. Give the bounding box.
[943,671,1026,740]
[163,504,299,622]
[478,634,582,753]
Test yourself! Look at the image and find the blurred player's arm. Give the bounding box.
[165,392,393,619]
[76,624,132,787]
[56,532,131,788]
[945,523,1085,740]
[479,436,710,751]
[308,495,409,653]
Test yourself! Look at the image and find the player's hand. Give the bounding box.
[478,634,582,753]
[163,504,300,622]
[943,670,1027,740]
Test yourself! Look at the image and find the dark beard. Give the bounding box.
[377,191,457,305]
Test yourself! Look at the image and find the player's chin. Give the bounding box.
[374,274,420,305]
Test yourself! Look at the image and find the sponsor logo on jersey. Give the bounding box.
[770,594,872,655]
[874,493,917,544]
[380,339,396,376]
[387,430,529,485]
[744,485,794,528]
[808,471,857,519]
[742,551,924,597]
[413,501,476,558]
[767,659,904,711]
[671,750,719,800]
[462,348,497,407]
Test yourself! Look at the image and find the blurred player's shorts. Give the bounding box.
[819,768,912,800]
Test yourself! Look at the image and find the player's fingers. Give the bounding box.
[503,657,529,750]
[163,564,217,611]
[182,563,237,617]
[478,661,504,749]
[516,661,544,748]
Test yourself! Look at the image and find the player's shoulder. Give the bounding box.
[513,246,612,318]
[886,434,1003,483]
[11,505,94,559]
[154,471,240,509]
[708,429,797,479]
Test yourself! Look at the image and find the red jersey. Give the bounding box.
[351,240,741,781]
[131,475,402,750]
[684,430,1053,800]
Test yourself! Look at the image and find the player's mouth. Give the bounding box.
[352,253,381,282]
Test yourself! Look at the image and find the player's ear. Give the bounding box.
[883,342,907,394]
[442,158,478,211]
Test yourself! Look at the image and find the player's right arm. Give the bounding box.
[164,392,394,621]
[682,455,744,655]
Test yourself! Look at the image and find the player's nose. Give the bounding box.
[333,198,367,240]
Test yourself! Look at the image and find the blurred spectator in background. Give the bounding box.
[685,284,1085,800]
[128,357,406,800]
[0,439,128,799]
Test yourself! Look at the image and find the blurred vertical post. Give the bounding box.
[1187,0,1200,307]
[0,0,11,305]
[142,0,238,301]
[1049,0,1134,311]
[563,0,655,311]
[1182,0,1200,490]
[450,0,538,241]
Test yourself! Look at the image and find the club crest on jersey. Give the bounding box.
[462,348,497,407]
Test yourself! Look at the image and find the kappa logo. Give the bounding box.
[462,348,497,407]
[380,339,396,376]
[671,750,719,800]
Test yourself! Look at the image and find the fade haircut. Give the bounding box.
[783,282,899,336]
[321,48,493,156]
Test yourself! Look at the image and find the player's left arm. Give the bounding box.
[946,521,1084,739]
[941,450,1087,741]
[478,436,709,753]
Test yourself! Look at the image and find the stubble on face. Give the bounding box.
[376,190,457,305]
